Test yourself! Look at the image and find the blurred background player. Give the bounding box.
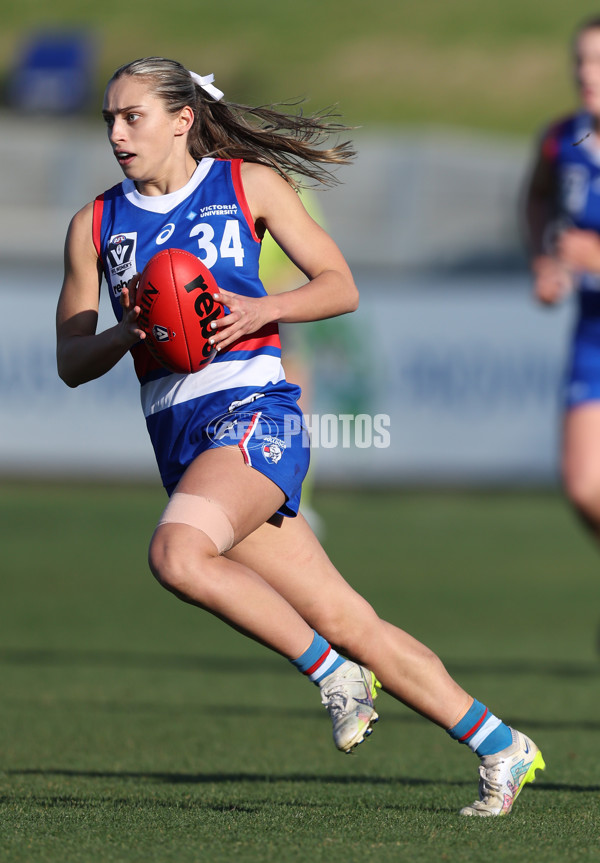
[524,15,600,551]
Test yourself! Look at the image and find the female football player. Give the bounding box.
[57,57,544,816]
[525,16,600,548]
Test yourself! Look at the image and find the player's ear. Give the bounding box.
[175,105,194,136]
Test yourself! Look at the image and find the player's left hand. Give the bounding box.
[209,288,273,351]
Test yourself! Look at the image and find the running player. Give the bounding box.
[57,57,544,816]
[525,16,600,549]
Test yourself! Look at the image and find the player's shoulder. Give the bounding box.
[68,200,94,236]
[539,112,583,149]
[534,112,585,163]
[545,112,578,133]
[240,160,289,191]
[240,161,299,220]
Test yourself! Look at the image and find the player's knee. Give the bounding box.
[149,493,236,595]
[148,531,187,594]
[148,526,216,597]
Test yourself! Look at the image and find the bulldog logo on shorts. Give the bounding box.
[262,437,286,465]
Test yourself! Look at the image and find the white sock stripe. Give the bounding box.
[468,714,502,751]
[308,651,339,682]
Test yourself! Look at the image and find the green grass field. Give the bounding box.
[3,0,600,133]
[1,481,599,862]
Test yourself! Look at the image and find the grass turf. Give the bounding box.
[0,482,599,862]
[2,0,599,133]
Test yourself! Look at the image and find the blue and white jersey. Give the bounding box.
[93,158,304,494]
[542,111,600,293]
[542,115,600,407]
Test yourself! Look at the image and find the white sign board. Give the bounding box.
[2,268,573,485]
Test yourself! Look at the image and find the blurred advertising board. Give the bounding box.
[3,267,572,485]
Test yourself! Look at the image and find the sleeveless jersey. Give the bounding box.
[541,114,600,407]
[93,158,304,492]
[541,111,600,294]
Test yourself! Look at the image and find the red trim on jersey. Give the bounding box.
[541,129,560,163]
[230,158,261,243]
[228,322,281,354]
[132,323,281,383]
[459,707,488,742]
[92,194,105,259]
[540,116,572,163]
[304,646,331,676]
[131,342,163,380]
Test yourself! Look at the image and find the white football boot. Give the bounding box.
[319,660,381,753]
[460,728,545,816]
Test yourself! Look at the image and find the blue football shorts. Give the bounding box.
[564,292,600,409]
[161,393,311,517]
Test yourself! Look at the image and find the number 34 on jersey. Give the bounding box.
[156,219,244,268]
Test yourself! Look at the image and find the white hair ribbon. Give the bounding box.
[188,71,224,101]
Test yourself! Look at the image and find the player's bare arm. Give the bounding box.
[524,147,572,304]
[57,203,145,387]
[208,163,358,351]
[557,227,600,272]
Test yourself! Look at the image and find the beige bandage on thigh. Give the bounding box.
[157,493,235,554]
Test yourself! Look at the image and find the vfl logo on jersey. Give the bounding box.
[107,232,137,296]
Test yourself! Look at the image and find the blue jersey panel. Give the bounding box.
[543,112,600,294]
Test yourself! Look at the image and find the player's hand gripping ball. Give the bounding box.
[136,248,225,373]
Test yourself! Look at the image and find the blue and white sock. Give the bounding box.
[447,698,513,756]
[290,630,346,684]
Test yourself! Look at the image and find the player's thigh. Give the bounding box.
[226,513,374,627]
[176,445,286,544]
[562,402,600,498]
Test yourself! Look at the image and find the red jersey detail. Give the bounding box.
[541,117,571,163]
[541,130,560,163]
[92,195,105,259]
[229,158,261,243]
[131,342,163,380]
[228,322,281,354]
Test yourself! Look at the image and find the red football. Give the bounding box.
[136,248,225,373]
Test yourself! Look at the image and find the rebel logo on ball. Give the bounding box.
[136,248,225,374]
